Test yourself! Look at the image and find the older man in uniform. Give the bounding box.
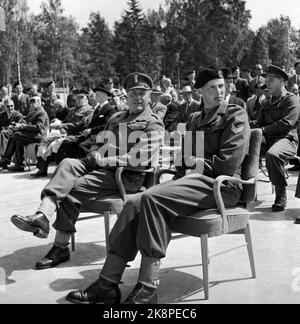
[10,72,164,270]
[251,65,300,212]
[65,68,250,305]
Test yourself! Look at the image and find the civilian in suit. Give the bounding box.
[249,64,266,96]
[222,68,246,109]
[0,95,49,172]
[232,66,249,102]
[177,86,202,123]
[288,61,300,91]
[42,81,61,120]
[0,99,24,157]
[247,83,267,121]
[11,83,29,116]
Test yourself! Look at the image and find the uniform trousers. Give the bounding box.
[262,137,298,187]
[108,174,241,262]
[39,159,142,233]
[4,132,41,166]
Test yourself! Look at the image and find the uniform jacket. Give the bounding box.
[251,90,300,143]
[90,106,165,192]
[11,93,29,116]
[186,102,250,179]
[178,100,202,123]
[0,110,24,130]
[89,102,117,135]
[61,104,94,136]
[17,107,49,140]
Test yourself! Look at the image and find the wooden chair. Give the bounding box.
[155,129,262,300]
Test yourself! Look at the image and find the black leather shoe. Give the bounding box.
[124,283,158,304]
[0,159,9,170]
[272,188,287,212]
[295,218,300,225]
[31,170,48,178]
[66,279,121,304]
[11,213,50,239]
[35,246,70,270]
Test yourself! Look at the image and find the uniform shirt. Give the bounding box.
[185,102,250,179]
[251,90,300,142]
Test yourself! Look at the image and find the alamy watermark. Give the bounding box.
[95,123,205,172]
[291,268,300,292]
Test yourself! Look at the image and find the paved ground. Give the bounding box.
[0,165,300,304]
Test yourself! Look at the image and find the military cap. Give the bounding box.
[222,68,234,79]
[93,83,111,96]
[194,68,224,89]
[294,61,300,69]
[123,72,153,92]
[263,65,289,81]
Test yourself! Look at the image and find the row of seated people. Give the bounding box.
[8,68,300,305]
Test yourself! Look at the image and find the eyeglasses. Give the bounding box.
[30,99,40,103]
[7,105,14,108]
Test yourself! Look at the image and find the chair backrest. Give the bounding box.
[241,129,263,204]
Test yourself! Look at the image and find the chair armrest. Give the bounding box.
[155,169,177,184]
[213,176,256,234]
[115,167,159,202]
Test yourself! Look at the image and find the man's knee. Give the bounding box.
[58,158,78,169]
[266,147,280,161]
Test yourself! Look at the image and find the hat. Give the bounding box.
[93,84,111,96]
[152,86,163,94]
[181,85,193,93]
[194,68,224,89]
[263,65,289,81]
[123,72,153,92]
[222,68,234,80]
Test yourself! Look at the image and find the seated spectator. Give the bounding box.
[161,93,179,132]
[0,95,49,172]
[247,82,267,121]
[232,66,250,102]
[32,90,94,177]
[10,72,164,273]
[184,70,196,88]
[0,99,24,158]
[177,85,202,123]
[67,86,78,108]
[290,84,299,97]
[42,81,61,120]
[50,99,70,122]
[11,83,29,116]
[249,64,266,96]
[0,87,9,112]
[160,76,173,94]
[150,86,168,121]
[222,68,246,109]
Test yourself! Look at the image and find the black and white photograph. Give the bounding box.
[1,0,300,307]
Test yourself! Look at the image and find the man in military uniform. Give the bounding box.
[10,72,164,270]
[0,95,49,172]
[251,65,300,212]
[65,68,250,305]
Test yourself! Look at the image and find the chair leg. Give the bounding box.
[244,224,256,279]
[71,233,75,252]
[104,212,111,254]
[201,235,209,300]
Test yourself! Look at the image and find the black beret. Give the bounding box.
[123,72,153,92]
[221,68,234,80]
[93,83,112,96]
[263,65,289,82]
[194,68,224,89]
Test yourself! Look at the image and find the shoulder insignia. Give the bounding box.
[231,124,244,135]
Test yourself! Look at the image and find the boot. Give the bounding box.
[66,277,121,304]
[10,212,50,239]
[125,256,160,304]
[32,158,48,178]
[272,186,287,212]
[0,158,10,170]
